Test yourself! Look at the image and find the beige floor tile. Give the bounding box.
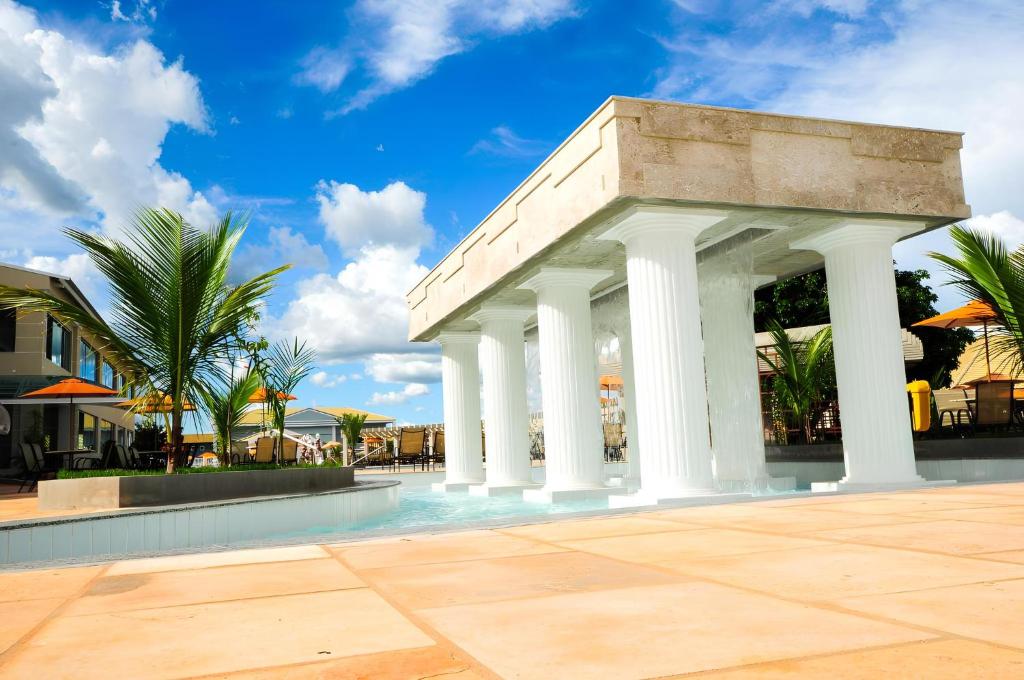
[106,545,329,576]
[332,530,564,570]
[974,549,1024,564]
[362,550,689,610]
[673,506,932,535]
[418,581,932,680]
[904,505,1024,525]
[0,565,103,603]
[810,497,998,516]
[837,579,1024,648]
[909,490,1024,505]
[663,543,1024,602]
[64,558,364,616]
[950,482,1024,496]
[558,528,829,563]
[693,639,1024,679]
[0,598,64,654]
[810,519,1024,555]
[498,515,702,542]
[0,589,435,680]
[216,645,486,679]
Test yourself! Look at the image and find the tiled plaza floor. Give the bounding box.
[3,482,1024,678]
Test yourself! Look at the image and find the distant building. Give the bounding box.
[0,263,134,471]
[235,406,394,443]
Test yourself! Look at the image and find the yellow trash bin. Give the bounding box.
[906,380,931,432]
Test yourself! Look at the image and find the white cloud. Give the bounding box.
[266,244,428,361]
[316,180,432,256]
[298,0,578,112]
[365,352,441,383]
[965,211,1024,249]
[295,47,351,92]
[310,370,348,388]
[110,0,157,24]
[23,252,102,300]
[0,0,214,237]
[368,382,429,405]
[232,225,327,281]
[469,125,548,159]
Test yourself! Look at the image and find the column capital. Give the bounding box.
[791,219,926,255]
[434,330,480,345]
[598,205,731,245]
[518,267,613,294]
[468,304,534,325]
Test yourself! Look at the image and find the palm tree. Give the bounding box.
[757,321,835,444]
[929,225,1024,377]
[200,369,261,467]
[0,208,287,472]
[259,338,316,463]
[337,412,367,465]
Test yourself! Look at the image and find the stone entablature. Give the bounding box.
[406,96,968,342]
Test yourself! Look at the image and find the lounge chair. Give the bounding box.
[396,428,427,470]
[603,423,624,462]
[252,436,275,464]
[280,438,298,465]
[430,429,445,469]
[932,388,971,432]
[230,440,251,465]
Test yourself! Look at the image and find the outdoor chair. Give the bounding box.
[396,428,427,470]
[603,423,624,462]
[430,429,445,469]
[252,436,275,464]
[280,438,298,465]
[972,381,1016,432]
[230,440,252,465]
[932,388,971,433]
[17,442,58,492]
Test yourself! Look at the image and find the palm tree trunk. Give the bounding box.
[166,409,181,474]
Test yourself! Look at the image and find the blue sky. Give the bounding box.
[1,0,1022,426]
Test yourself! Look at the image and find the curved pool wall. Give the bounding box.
[0,480,398,570]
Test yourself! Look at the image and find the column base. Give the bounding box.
[431,481,481,493]
[605,475,641,489]
[811,477,956,493]
[716,476,798,494]
[522,486,629,504]
[608,490,751,509]
[468,482,542,497]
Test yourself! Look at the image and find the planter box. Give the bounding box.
[38,466,356,511]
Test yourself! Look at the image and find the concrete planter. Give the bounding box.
[38,466,356,511]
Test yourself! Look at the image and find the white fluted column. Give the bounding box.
[699,270,789,492]
[519,267,614,502]
[467,305,537,495]
[599,206,729,501]
[619,326,642,482]
[432,332,484,492]
[793,220,929,490]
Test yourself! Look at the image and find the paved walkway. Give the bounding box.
[4,482,1024,678]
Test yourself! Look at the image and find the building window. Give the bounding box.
[79,412,97,451]
[79,340,98,381]
[99,419,114,450]
[46,316,70,370]
[0,307,15,352]
[101,361,114,388]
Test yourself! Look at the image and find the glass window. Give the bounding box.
[78,340,97,380]
[78,412,97,451]
[101,361,114,388]
[99,419,114,451]
[0,307,15,352]
[46,316,70,370]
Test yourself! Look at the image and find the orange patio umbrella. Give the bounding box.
[248,387,297,403]
[116,394,196,413]
[19,378,119,447]
[914,300,999,380]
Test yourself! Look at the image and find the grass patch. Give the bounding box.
[57,461,342,479]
